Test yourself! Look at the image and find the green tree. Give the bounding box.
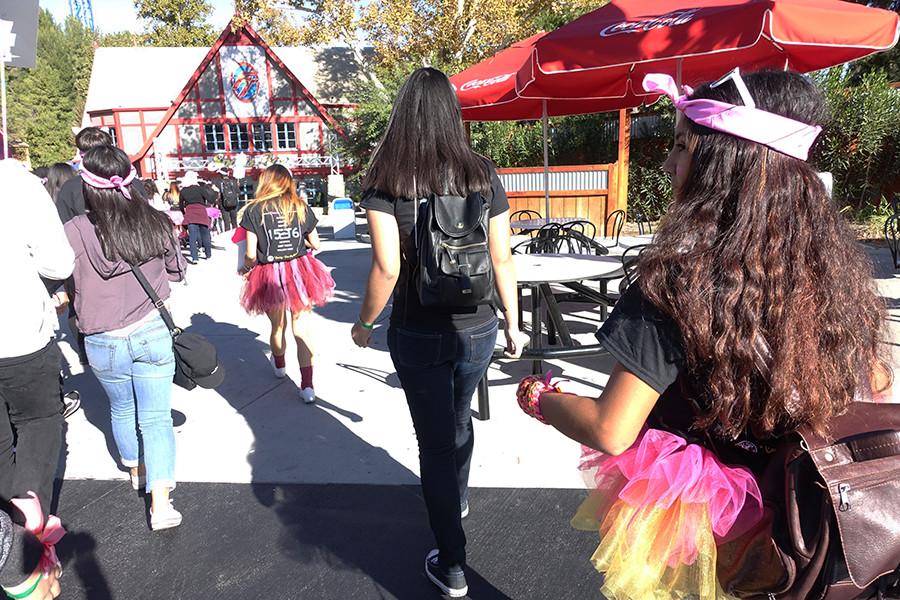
[813,68,900,208]
[98,31,145,47]
[135,0,217,46]
[7,11,95,166]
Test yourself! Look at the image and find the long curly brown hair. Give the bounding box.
[639,70,886,439]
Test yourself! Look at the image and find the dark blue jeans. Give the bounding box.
[388,317,498,569]
[187,223,211,261]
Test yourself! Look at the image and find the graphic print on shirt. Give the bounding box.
[262,209,304,262]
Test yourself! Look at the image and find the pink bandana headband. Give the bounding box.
[642,69,822,161]
[80,165,137,199]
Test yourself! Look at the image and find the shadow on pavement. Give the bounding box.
[198,312,510,598]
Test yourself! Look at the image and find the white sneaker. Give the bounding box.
[300,387,316,404]
[150,500,182,531]
[271,356,286,378]
[130,470,146,492]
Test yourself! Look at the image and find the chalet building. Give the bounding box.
[81,18,361,203]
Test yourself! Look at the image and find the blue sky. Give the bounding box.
[41,0,236,34]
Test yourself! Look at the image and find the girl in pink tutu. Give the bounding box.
[238,165,335,403]
[516,69,890,599]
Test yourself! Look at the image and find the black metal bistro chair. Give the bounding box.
[885,214,900,270]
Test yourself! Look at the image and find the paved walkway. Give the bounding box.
[50,213,900,598]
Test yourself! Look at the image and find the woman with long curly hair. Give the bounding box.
[238,164,334,403]
[515,69,890,599]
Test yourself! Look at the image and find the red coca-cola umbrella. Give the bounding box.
[451,32,657,121]
[524,0,899,101]
[451,34,659,215]
[452,0,898,216]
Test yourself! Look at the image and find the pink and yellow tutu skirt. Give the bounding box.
[240,255,335,315]
[574,429,763,600]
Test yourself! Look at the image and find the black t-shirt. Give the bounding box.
[180,185,217,207]
[360,164,510,332]
[56,176,85,224]
[240,203,318,264]
[597,284,776,463]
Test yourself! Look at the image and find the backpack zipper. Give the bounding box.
[441,241,486,251]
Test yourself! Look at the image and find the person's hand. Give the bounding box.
[3,565,61,600]
[351,321,374,348]
[51,292,69,315]
[503,328,530,359]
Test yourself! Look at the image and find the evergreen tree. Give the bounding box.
[7,11,94,166]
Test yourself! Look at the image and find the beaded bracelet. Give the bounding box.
[5,573,42,599]
[516,372,563,425]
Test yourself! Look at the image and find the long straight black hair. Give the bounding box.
[81,146,177,265]
[45,162,75,203]
[363,67,491,198]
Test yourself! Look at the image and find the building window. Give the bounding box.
[107,127,118,147]
[230,124,250,152]
[238,178,256,204]
[204,124,226,152]
[252,123,273,152]
[276,123,296,150]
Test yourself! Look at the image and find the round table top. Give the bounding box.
[514,253,622,284]
[510,217,581,231]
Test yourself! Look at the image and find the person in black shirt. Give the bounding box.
[215,171,240,231]
[352,67,525,599]
[514,70,890,599]
[55,127,112,224]
[239,165,335,403]
[178,171,217,263]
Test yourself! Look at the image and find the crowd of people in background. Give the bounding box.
[0,122,334,598]
[0,62,897,600]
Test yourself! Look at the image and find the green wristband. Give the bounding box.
[6,573,42,599]
[358,318,374,330]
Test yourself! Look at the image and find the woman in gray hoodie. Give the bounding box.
[65,146,186,531]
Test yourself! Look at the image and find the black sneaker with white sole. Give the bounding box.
[424,549,467,598]
[62,391,81,419]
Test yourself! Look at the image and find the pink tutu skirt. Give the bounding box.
[573,429,763,600]
[240,254,335,315]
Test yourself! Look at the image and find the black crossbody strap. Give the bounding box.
[129,263,178,335]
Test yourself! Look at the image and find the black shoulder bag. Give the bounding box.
[129,264,225,391]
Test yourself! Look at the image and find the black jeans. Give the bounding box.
[0,342,64,517]
[221,208,238,231]
[187,223,212,261]
[388,317,498,569]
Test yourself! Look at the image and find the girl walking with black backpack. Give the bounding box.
[352,67,527,598]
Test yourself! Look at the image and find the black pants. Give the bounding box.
[222,208,238,231]
[388,317,498,569]
[0,342,64,517]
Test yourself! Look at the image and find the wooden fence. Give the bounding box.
[496,163,624,235]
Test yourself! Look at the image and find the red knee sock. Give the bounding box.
[273,354,286,369]
[300,366,313,390]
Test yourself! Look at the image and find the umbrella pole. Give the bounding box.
[542,99,550,218]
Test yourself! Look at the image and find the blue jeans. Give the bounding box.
[85,315,176,492]
[187,223,211,261]
[388,317,498,569]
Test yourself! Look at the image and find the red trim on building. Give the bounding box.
[130,17,345,178]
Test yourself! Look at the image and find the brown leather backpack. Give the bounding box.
[713,401,900,599]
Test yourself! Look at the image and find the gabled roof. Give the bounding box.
[129,18,349,162]
[84,44,362,119]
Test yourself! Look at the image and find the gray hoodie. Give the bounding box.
[64,216,186,335]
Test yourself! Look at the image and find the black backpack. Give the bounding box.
[413,192,497,308]
[220,177,239,210]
